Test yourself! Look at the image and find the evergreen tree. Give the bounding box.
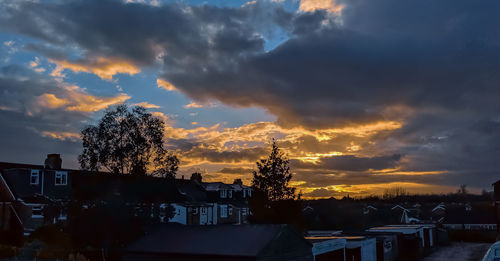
[252,139,296,201]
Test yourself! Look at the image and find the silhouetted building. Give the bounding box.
[0,157,72,235]
[124,224,313,261]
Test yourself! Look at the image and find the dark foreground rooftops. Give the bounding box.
[125,224,313,261]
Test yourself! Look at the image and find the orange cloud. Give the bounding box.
[41,131,80,141]
[157,78,177,91]
[299,0,345,13]
[49,57,140,80]
[134,102,161,109]
[35,85,130,113]
[35,94,69,109]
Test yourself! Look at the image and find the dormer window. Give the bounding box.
[55,171,67,186]
[220,189,227,198]
[30,170,39,185]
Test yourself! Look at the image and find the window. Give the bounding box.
[228,190,233,198]
[228,206,233,215]
[220,205,228,218]
[193,207,198,215]
[201,207,207,214]
[32,205,43,218]
[55,171,67,185]
[220,189,227,198]
[30,169,39,185]
[242,208,247,216]
[243,189,247,198]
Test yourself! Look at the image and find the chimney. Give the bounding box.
[190,172,202,184]
[233,179,243,186]
[44,154,62,170]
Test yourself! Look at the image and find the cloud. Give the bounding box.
[41,131,80,142]
[134,102,161,109]
[299,0,344,14]
[218,167,254,175]
[157,78,177,91]
[184,101,217,109]
[319,154,402,171]
[3,0,500,194]
[0,65,132,167]
[49,57,140,80]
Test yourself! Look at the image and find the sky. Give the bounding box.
[0,0,499,198]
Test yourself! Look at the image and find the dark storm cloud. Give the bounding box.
[0,0,292,68]
[322,154,401,171]
[2,0,500,189]
[290,154,401,171]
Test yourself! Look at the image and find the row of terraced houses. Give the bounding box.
[0,154,252,237]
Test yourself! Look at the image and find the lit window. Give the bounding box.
[30,170,39,185]
[220,190,227,198]
[220,205,228,218]
[228,206,233,215]
[201,207,207,214]
[55,171,67,185]
[242,208,247,216]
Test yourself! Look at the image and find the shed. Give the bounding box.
[306,236,346,261]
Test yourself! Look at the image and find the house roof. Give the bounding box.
[175,179,208,202]
[0,162,44,170]
[127,224,298,257]
[202,182,233,191]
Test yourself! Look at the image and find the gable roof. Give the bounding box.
[175,179,208,202]
[126,224,304,257]
[202,182,233,191]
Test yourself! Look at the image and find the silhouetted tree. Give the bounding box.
[79,104,178,178]
[249,140,304,231]
[252,139,296,201]
[457,184,468,195]
[383,186,408,200]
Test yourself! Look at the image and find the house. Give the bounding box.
[169,177,251,225]
[391,204,420,224]
[431,203,446,222]
[442,203,496,231]
[124,224,314,261]
[494,180,500,238]
[305,236,346,261]
[0,154,73,235]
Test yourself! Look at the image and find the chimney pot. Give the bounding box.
[45,154,62,170]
